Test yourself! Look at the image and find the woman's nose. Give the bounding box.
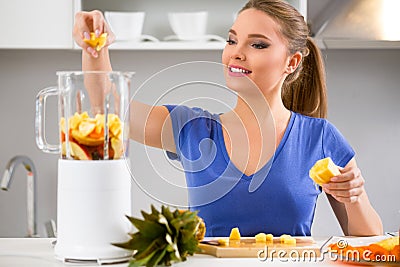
[230,48,246,61]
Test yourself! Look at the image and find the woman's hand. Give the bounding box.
[322,160,365,204]
[73,10,115,58]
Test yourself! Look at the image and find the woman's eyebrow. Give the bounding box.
[229,29,271,41]
[248,33,271,41]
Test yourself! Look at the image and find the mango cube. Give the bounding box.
[217,238,229,246]
[265,233,274,242]
[229,227,241,240]
[309,157,340,185]
[280,234,292,243]
[255,233,266,243]
[283,237,297,245]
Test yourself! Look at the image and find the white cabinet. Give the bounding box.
[80,0,307,50]
[0,0,306,50]
[0,0,78,49]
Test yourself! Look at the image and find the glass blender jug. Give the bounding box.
[35,71,134,263]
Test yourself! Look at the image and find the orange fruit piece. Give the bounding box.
[309,157,340,185]
[229,227,241,240]
[61,141,91,160]
[78,120,96,137]
[84,32,108,51]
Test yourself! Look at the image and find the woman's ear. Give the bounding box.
[285,52,302,74]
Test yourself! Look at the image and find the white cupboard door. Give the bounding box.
[0,0,74,48]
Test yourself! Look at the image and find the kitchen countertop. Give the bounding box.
[0,237,364,267]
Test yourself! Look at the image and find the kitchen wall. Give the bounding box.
[0,48,399,237]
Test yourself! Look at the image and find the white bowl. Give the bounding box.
[105,11,145,41]
[168,11,208,41]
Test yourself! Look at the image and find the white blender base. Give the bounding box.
[55,159,133,263]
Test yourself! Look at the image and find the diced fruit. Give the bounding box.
[60,112,123,160]
[280,234,292,243]
[89,128,104,139]
[71,129,104,146]
[62,141,91,160]
[69,112,88,130]
[229,227,241,240]
[111,137,123,159]
[70,142,91,160]
[60,117,66,134]
[265,233,274,242]
[218,238,229,246]
[84,32,108,51]
[255,233,266,243]
[78,120,96,136]
[309,157,340,185]
[283,237,296,245]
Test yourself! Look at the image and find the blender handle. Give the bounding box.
[35,86,60,154]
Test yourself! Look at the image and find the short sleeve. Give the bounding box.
[163,105,214,161]
[322,121,355,167]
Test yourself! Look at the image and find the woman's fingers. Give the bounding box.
[73,10,111,58]
[322,165,365,203]
[90,10,105,37]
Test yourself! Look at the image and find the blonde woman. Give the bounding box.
[73,0,382,237]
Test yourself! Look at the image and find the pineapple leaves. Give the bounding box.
[113,205,205,267]
[125,215,165,239]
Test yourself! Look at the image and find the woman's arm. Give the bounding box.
[73,10,175,153]
[323,158,383,236]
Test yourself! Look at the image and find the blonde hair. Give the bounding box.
[240,0,327,118]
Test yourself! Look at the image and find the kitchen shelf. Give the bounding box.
[80,0,307,51]
[108,41,226,51]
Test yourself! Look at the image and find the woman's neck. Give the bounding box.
[224,91,291,129]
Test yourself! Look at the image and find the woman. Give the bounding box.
[73,0,383,237]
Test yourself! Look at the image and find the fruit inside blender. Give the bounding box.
[60,112,123,160]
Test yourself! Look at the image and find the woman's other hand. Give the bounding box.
[322,158,365,203]
[73,10,115,58]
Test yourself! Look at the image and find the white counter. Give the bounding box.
[0,238,341,267]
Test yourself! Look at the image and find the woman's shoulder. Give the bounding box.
[292,112,329,127]
[292,112,347,140]
[164,104,220,124]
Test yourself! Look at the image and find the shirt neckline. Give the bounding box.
[216,112,296,180]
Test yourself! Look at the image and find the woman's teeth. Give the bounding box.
[229,67,251,74]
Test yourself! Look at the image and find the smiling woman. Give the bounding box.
[72,0,383,238]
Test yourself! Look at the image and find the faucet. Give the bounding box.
[1,155,38,237]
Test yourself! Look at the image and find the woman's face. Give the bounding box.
[222,8,292,96]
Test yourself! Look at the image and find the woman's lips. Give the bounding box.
[227,65,252,77]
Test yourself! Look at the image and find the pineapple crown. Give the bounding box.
[113,205,205,267]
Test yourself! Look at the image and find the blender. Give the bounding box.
[35,71,134,264]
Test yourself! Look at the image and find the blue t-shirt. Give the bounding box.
[165,105,355,237]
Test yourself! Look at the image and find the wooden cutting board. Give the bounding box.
[198,237,321,258]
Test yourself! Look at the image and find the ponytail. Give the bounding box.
[282,37,328,118]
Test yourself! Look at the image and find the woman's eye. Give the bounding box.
[252,42,269,49]
[226,39,236,45]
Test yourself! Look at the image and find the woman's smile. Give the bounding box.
[228,64,252,77]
